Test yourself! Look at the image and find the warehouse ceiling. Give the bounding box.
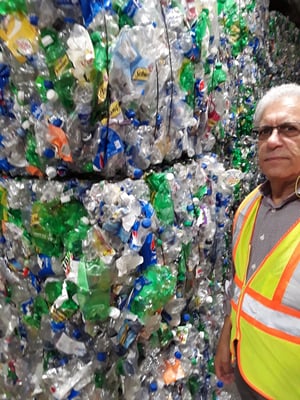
[269,0,300,28]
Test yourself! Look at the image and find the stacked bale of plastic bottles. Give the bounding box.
[0,0,299,399]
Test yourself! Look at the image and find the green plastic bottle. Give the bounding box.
[39,27,75,112]
[179,60,195,107]
[64,216,90,256]
[129,265,176,321]
[146,172,175,226]
[76,258,111,321]
[30,200,63,256]
[208,62,227,93]
[25,131,44,176]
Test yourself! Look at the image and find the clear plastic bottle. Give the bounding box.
[66,23,95,82]
[129,217,152,251]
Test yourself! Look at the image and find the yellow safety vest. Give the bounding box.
[230,186,300,399]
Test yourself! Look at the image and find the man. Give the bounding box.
[214,83,300,400]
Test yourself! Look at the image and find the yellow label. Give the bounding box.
[31,212,40,226]
[0,13,38,63]
[132,67,149,81]
[50,305,68,322]
[0,187,8,221]
[98,78,108,104]
[101,101,122,125]
[110,101,121,118]
[0,187,7,207]
[54,54,70,77]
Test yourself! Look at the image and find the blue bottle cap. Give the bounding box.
[29,15,39,26]
[174,350,182,359]
[186,204,194,212]
[97,352,107,362]
[132,168,143,179]
[132,118,140,128]
[183,313,190,322]
[125,109,135,119]
[50,321,65,333]
[149,381,158,392]
[156,113,162,125]
[141,218,151,229]
[50,118,63,127]
[43,148,55,159]
[44,80,54,89]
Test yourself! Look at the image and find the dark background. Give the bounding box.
[270,0,300,28]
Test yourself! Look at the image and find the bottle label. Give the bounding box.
[101,101,123,125]
[0,13,38,63]
[93,127,124,171]
[123,0,141,18]
[132,67,150,81]
[98,77,108,104]
[54,54,70,77]
[47,124,73,163]
[0,187,8,222]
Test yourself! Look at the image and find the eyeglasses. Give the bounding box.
[252,121,300,141]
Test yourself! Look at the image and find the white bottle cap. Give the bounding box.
[22,120,31,130]
[46,166,57,179]
[46,89,58,102]
[166,172,175,181]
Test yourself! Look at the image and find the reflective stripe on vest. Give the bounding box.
[242,292,300,338]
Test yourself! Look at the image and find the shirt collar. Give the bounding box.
[258,180,299,209]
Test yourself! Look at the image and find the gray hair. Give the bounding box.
[253,83,300,126]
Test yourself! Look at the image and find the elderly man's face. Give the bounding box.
[257,96,300,185]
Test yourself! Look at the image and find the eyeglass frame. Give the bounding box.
[252,121,300,141]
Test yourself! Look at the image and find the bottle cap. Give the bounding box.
[46,89,59,102]
[22,120,31,130]
[125,109,135,119]
[141,218,151,229]
[132,168,143,179]
[166,172,175,181]
[186,204,194,212]
[51,118,63,127]
[182,313,190,322]
[44,148,55,159]
[149,381,158,392]
[44,80,54,89]
[50,321,65,332]
[46,166,57,179]
[29,14,39,26]
[97,352,107,362]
